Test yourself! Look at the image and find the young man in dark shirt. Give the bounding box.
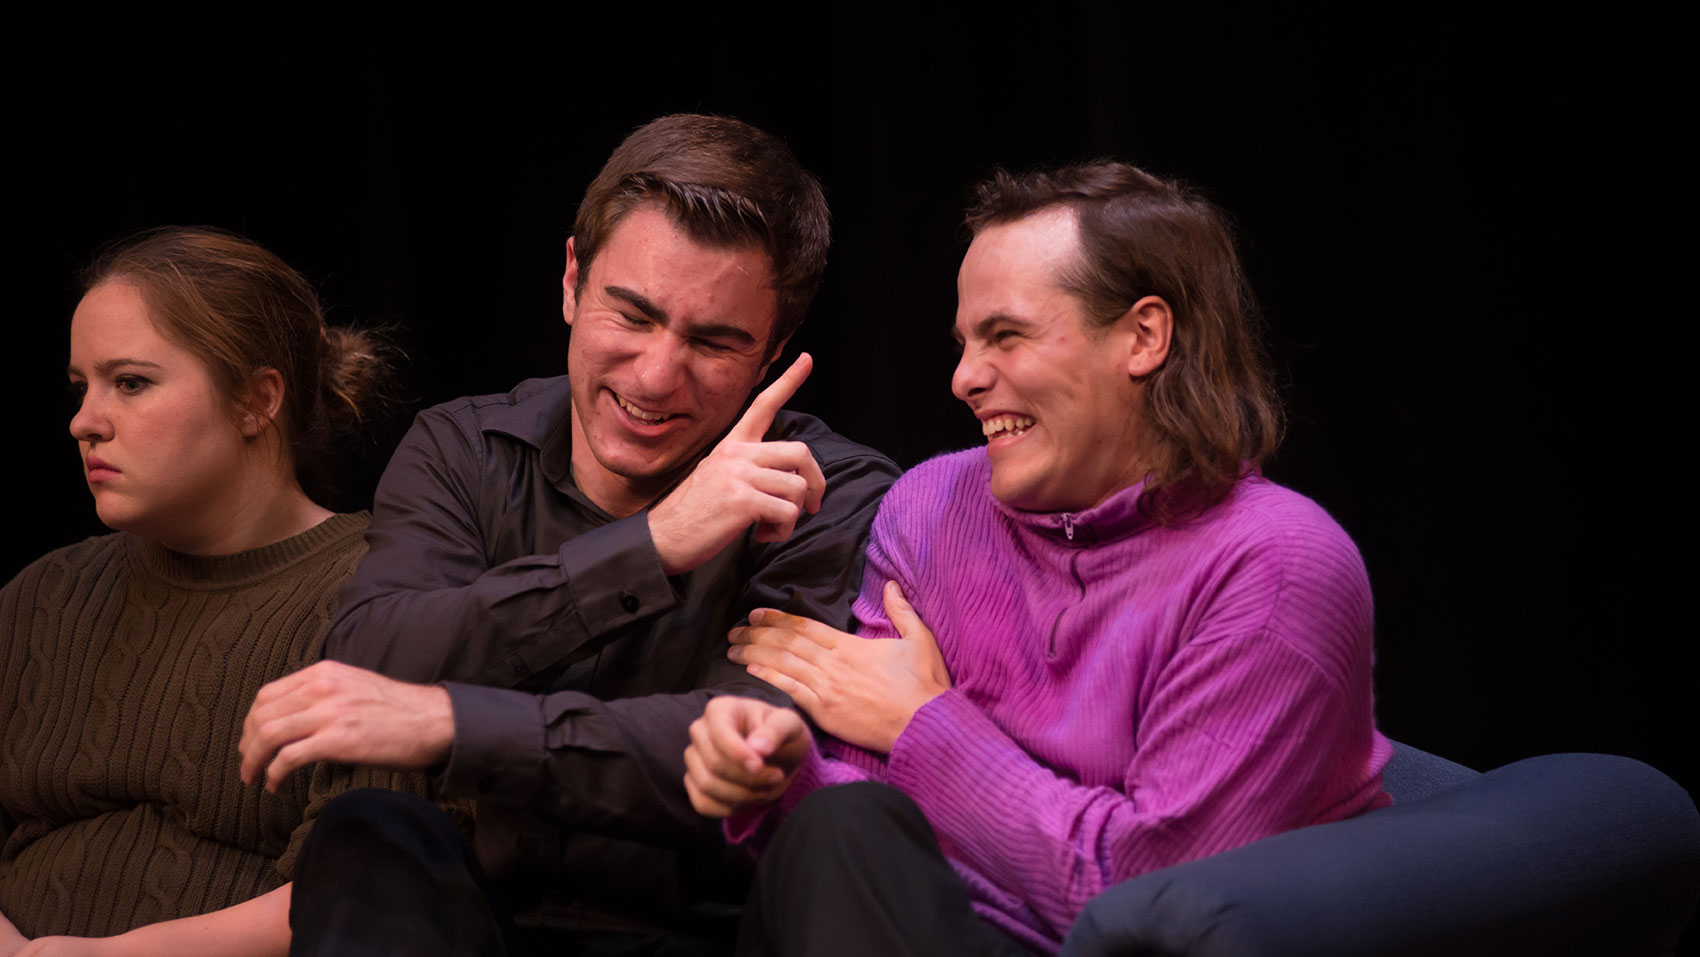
[239,114,899,955]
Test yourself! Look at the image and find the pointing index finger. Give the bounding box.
[730,352,813,442]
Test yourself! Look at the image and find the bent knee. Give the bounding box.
[783,783,933,846]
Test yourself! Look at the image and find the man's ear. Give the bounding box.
[562,236,580,326]
[1122,295,1173,378]
[758,334,793,380]
[241,367,287,438]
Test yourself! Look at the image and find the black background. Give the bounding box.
[14,5,1692,803]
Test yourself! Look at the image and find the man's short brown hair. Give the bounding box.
[573,115,830,355]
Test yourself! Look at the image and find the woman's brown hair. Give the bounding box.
[83,226,393,503]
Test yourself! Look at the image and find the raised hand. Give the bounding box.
[683,696,813,818]
[239,661,454,792]
[728,581,951,753]
[648,353,826,575]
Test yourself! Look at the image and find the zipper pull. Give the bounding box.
[1062,513,1075,541]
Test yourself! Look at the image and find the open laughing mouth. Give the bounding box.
[981,414,1035,442]
[614,392,679,425]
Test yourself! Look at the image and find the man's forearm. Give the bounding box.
[440,668,789,841]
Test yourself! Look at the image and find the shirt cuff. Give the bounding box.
[437,682,546,803]
[554,513,678,636]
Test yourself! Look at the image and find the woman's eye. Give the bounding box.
[115,375,150,395]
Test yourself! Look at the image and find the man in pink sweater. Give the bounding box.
[683,162,1393,955]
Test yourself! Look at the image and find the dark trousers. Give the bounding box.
[737,782,1032,957]
[289,789,519,956]
[290,790,733,957]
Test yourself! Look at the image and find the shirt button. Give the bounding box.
[620,593,639,613]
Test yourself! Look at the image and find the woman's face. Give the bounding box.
[67,282,253,550]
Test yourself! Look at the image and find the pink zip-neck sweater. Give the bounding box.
[734,449,1392,953]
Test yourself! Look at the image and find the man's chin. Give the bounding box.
[586,440,701,495]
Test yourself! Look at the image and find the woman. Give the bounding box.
[0,227,394,955]
[684,162,1393,955]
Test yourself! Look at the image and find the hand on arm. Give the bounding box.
[682,696,813,818]
[239,661,454,792]
[649,354,827,575]
[729,581,950,753]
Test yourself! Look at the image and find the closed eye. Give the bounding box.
[693,337,740,355]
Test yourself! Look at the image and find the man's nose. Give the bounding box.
[633,334,689,398]
[951,348,993,402]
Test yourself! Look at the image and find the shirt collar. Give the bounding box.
[478,374,581,497]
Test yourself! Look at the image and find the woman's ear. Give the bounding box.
[1122,295,1173,378]
[240,367,287,438]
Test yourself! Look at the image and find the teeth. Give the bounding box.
[981,415,1035,439]
[616,394,671,422]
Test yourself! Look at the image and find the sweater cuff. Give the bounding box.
[886,689,1030,830]
[437,682,545,803]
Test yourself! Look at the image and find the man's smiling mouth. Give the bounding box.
[981,414,1035,440]
[616,392,676,423]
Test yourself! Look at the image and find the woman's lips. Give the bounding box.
[85,456,119,482]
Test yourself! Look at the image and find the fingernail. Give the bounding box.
[749,609,769,624]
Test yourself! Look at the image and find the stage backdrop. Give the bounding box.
[15,6,1690,804]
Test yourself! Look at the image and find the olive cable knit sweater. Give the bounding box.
[0,513,380,938]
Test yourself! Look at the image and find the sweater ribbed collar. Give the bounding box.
[994,479,1154,547]
[129,511,369,589]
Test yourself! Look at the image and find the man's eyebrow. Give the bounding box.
[682,322,759,346]
[958,314,1030,344]
[605,286,668,323]
[67,357,165,377]
[605,285,758,346]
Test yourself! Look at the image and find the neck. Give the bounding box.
[176,493,333,556]
[157,461,334,556]
[567,399,672,519]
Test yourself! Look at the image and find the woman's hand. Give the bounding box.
[683,696,812,818]
[729,581,951,753]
